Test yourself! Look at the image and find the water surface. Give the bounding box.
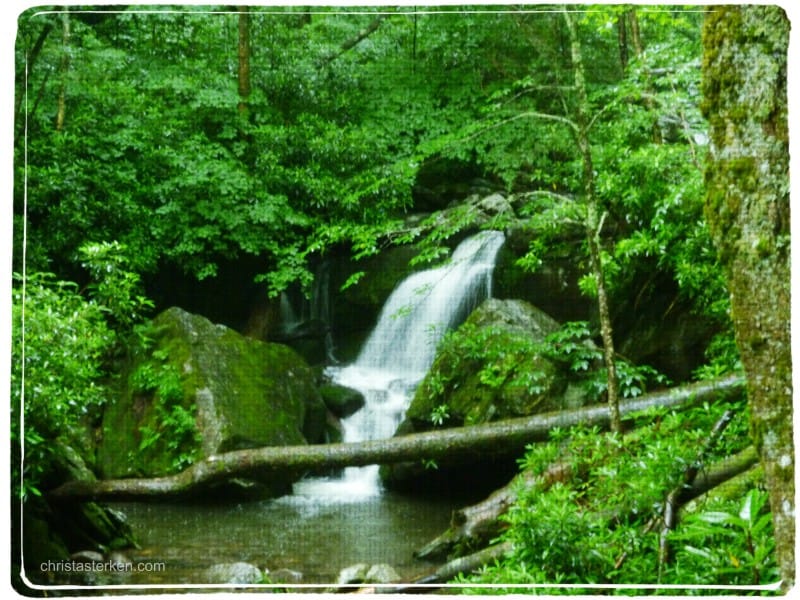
[112,487,476,586]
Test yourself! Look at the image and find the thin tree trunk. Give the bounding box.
[563,8,622,435]
[56,12,70,132]
[625,8,663,144]
[628,9,643,57]
[320,12,392,66]
[237,6,251,116]
[617,12,628,71]
[15,20,55,131]
[48,376,742,501]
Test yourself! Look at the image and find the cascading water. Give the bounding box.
[293,230,506,500]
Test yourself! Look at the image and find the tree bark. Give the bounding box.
[617,12,628,71]
[628,9,643,58]
[15,19,55,133]
[701,6,793,591]
[414,447,758,588]
[49,376,742,501]
[415,461,571,561]
[56,12,70,132]
[237,6,251,116]
[563,8,622,435]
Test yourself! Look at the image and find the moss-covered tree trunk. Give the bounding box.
[701,6,793,590]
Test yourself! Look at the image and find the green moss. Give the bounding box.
[405,300,573,430]
[98,308,323,480]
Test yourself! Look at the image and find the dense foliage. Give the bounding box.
[457,401,775,593]
[11,245,151,499]
[16,7,728,315]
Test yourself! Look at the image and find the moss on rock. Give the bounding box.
[98,307,325,485]
[401,298,587,431]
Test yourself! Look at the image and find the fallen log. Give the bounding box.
[659,409,736,566]
[49,375,743,501]
[382,541,515,594]
[415,461,571,561]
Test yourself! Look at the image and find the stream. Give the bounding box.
[107,232,506,587]
[110,488,480,585]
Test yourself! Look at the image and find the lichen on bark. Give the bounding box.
[701,5,793,591]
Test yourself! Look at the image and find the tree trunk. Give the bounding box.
[15,19,55,133]
[563,8,622,435]
[49,376,742,501]
[56,12,70,132]
[701,5,793,590]
[237,6,251,116]
[628,9,643,58]
[617,12,628,71]
[415,461,571,561]
[412,448,758,588]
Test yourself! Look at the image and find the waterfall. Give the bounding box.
[293,230,506,500]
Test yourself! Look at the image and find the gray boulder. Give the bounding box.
[337,563,370,585]
[402,298,581,429]
[381,298,593,491]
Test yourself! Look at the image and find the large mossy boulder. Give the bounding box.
[381,298,592,492]
[401,298,581,429]
[97,307,326,491]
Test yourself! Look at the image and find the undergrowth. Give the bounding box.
[453,398,777,594]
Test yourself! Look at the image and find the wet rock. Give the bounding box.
[337,563,370,585]
[268,568,303,584]
[98,307,326,493]
[319,383,365,419]
[325,410,344,444]
[402,298,574,429]
[204,562,263,584]
[365,563,401,584]
[336,563,401,586]
[107,551,133,570]
[477,192,513,216]
[381,298,593,492]
[70,550,105,563]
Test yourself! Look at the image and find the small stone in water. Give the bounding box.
[337,563,370,585]
[203,562,263,584]
[269,568,303,584]
[366,563,401,584]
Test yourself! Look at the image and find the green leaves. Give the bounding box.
[11,272,116,499]
[463,399,767,589]
[79,241,154,328]
[675,489,777,586]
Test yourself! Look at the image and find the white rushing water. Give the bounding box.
[293,230,506,500]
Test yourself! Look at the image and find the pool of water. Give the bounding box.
[110,484,477,588]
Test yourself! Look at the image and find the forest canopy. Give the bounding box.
[15,5,718,307]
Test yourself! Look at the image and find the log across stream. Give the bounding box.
[51,375,744,501]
